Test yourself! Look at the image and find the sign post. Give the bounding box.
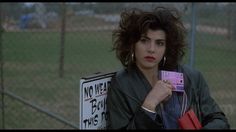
[79,72,115,129]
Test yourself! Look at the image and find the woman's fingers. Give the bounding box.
[162,80,175,90]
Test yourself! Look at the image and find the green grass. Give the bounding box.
[1,30,236,128]
[187,32,236,128]
[2,31,121,128]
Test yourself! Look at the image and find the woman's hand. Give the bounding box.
[142,80,174,112]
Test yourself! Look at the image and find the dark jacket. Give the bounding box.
[107,64,230,129]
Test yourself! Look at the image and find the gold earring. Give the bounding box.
[131,53,134,62]
[163,56,166,67]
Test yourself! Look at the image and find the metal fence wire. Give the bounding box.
[0,2,235,129]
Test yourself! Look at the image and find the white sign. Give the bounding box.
[79,72,115,129]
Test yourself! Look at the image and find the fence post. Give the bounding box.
[189,2,196,68]
[0,2,5,129]
[59,2,66,78]
[231,4,236,41]
[226,3,232,40]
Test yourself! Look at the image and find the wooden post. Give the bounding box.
[59,3,66,78]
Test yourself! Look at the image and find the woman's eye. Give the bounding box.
[140,38,147,42]
[156,41,165,46]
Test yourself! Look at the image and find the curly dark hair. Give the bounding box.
[112,6,187,70]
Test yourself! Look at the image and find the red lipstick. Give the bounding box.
[144,56,156,62]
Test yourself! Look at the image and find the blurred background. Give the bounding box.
[0,2,235,129]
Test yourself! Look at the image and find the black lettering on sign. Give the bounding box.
[94,81,111,96]
[83,114,98,128]
[101,111,109,122]
[84,85,93,99]
[90,98,107,115]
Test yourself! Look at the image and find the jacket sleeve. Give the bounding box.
[196,72,230,129]
[107,77,163,129]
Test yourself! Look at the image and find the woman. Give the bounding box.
[106,7,230,129]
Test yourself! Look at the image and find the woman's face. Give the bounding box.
[134,29,166,70]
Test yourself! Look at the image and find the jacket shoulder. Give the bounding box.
[179,64,202,79]
[111,68,128,86]
[113,68,132,82]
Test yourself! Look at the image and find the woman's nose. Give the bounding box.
[147,42,155,53]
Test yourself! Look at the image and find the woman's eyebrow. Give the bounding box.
[141,36,165,41]
[141,35,149,39]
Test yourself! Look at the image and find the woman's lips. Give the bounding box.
[144,56,156,62]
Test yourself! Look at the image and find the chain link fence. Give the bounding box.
[0,2,235,129]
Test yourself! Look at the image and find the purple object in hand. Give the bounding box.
[159,70,184,92]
